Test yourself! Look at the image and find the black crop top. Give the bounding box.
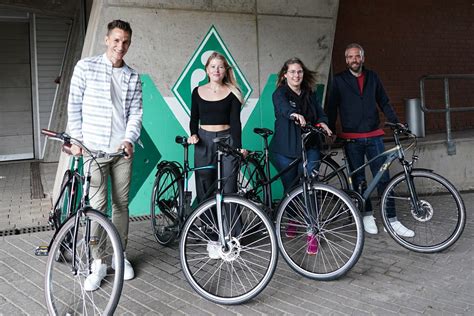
[189,86,242,148]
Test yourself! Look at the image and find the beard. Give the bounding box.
[348,61,362,73]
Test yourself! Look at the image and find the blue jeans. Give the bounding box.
[345,136,395,218]
[271,149,320,193]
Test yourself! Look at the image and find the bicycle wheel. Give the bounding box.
[180,195,278,305]
[52,170,79,229]
[45,208,124,315]
[380,170,466,253]
[151,164,183,245]
[276,183,364,280]
[237,156,268,206]
[316,155,348,190]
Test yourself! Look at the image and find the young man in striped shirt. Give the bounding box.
[67,19,143,291]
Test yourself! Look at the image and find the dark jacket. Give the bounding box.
[269,84,328,158]
[327,68,399,133]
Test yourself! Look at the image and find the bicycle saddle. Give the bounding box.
[253,128,273,137]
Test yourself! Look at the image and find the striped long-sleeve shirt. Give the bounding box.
[67,53,143,151]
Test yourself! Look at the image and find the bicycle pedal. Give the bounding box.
[35,245,49,256]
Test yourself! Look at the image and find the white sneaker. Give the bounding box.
[111,253,135,280]
[84,259,107,291]
[389,220,415,237]
[123,258,134,280]
[363,215,378,234]
[207,241,221,259]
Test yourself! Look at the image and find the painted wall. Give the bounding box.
[73,0,340,215]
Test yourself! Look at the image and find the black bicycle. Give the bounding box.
[41,129,125,315]
[238,124,364,280]
[151,135,278,304]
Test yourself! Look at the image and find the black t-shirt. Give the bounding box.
[189,87,242,148]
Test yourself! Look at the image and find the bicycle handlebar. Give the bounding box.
[212,136,244,159]
[42,129,128,158]
[384,122,412,135]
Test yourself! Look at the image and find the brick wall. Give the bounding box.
[330,0,474,133]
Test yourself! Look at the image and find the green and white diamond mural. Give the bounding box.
[172,25,252,115]
[129,26,326,216]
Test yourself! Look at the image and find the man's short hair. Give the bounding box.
[107,19,132,37]
[345,43,364,58]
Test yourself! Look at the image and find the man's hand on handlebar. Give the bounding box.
[120,141,133,159]
[70,144,83,156]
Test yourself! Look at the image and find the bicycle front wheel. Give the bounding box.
[276,183,364,280]
[45,209,124,315]
[180,196,278,305]
[151,164,183,245]
[381,170,466,253]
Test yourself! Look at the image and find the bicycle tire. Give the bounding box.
[52,170,79,229]
[180,195,278,305]
[237,156,269,207]
[317,155,348,190]
[150,164,183,245]
[45,208,124,315]
[380,170,466,253]
[276,183,364,280]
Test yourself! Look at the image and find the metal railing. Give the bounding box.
[419,74,474,155]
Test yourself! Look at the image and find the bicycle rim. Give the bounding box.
[151,165,182,245]
[381,170,466,253]
[276,183,364,280]
[45,209,124,315]
[317,156,348,190]
[180,196,278,304]
[237,157,268,206]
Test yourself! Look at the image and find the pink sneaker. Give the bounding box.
[306,234,319,255]
[285,220,298,238]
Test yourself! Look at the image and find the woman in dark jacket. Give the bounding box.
[269,57,333,254]
[270,57,332,191]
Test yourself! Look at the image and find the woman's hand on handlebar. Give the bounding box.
[187,134,199,144]
[317,122,333,137]
[240,148,249,159]
[290,113,307,126]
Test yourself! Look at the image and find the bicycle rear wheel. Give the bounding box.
[180,196,278,304]
[316,155,348,190]
[151,164,183,245]
[276,183,363,280]
[52,170,79,229]
[45,209,124,315]
[381,170,466,253]
[237,156,268,207]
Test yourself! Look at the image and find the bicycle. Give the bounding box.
[150,136,216,245]
[177,135,278,304]
[316,122,466,253]
[238,124,364,280]
[41,129,125,315]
